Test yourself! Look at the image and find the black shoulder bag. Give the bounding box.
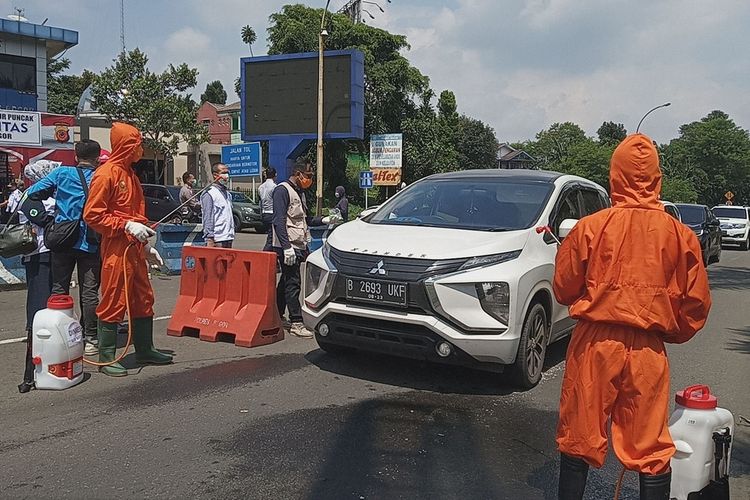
[44,168,93,251]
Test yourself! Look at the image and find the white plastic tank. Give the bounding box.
[32,295,84,390]
[669,385,734,500]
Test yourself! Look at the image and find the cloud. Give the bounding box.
[165,27,211,54]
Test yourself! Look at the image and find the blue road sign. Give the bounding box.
[221,142,261,177]
[360,171,373,189]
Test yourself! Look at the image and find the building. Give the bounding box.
[497,143,535,170]
[197,101,241,145]
[0,14,78,188]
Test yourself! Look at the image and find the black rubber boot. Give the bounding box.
[639,470,671,500]
[19,328,35,393]
[132,317,173,365]
[558,453,589,500]
[98,320,127,377]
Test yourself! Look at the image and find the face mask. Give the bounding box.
[299,176,313,190]
[335,192,341,199]
[216,173,229,185]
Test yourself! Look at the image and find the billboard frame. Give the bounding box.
[240,49,365,143]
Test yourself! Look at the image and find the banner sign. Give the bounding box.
[0,111,41,146]
[221,142,262,177]
[372,168,402,186]
[370,133,402,169]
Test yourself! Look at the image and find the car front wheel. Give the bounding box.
[233,215,242,231]
[511,302,548,389]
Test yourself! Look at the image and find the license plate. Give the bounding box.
[72,359,83,376]
[346,278,408,307]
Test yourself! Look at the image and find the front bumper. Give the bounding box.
[721,228,749,243]
[303,301,521,367]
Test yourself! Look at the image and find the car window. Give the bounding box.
[676,205,705,224]
[712,207,747,220]
[580,189,604,216]
[368,178,554,231]
[552,188,581,232]
[142,186,158,198]
[664,205,680,220]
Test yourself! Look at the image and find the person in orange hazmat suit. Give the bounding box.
[553,133,711,500]
[83,122,172,376]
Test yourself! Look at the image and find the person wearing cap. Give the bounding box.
[553,133,712,499]
[25,140,105,356]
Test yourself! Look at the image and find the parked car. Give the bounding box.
[142,184,200,224]
[302,169,610,388]
[675,204,722,265]
[660,200,682,221]
[229,191,264,232]
[712,205,750,251]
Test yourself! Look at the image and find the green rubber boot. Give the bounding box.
[132,317,173,365]
[98,320,127,377]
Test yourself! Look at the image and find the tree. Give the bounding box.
[526,122,588,168]
[455,115,499,170]
[667,110,750,205]
[91,49,210,181]
[47,58,97,115]
[241,25,257,56]
[597,121,627,145]
[200,80,227,105]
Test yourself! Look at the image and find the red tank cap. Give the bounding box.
[675,384,717,410]
[47,294,74,310]
[32,356,41,365]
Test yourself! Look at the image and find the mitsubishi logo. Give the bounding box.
[369,260,387,276]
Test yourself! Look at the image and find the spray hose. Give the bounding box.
[82,181,218,367]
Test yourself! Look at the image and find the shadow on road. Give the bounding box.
[707,266,750,291]
[305,336,569,396]
[726,326,750,355]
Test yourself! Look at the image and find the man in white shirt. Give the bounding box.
[258,167,277,251]
[201,163,235,248]
[1,181,24,215]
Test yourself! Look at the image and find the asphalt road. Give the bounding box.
[0,232,748,499]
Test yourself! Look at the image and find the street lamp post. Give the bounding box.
[317,0,332,216]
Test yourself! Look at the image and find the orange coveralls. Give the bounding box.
[83,122,153,323]
[553,134,711,475]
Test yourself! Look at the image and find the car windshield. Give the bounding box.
[713,207,748,220]
[677,205,706,225]
[367,178,554,231]
[230,191,251,203]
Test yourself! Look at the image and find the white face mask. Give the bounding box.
[216,173,229,185]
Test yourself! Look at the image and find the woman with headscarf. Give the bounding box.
[333,186,349,222]
[17,160,59,393]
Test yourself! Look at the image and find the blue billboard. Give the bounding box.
[221,142,261,178]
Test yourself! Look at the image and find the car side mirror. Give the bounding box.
[558,219,578,239]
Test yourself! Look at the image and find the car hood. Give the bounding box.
[717,217,748,225]
[326,219,531,260]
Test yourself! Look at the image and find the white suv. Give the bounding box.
[302,170,609,388]
[713,205,750,251]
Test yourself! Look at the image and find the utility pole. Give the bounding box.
[317,0,332,216]
[120,0,126,53]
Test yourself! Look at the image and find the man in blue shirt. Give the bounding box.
[26,140,102,355]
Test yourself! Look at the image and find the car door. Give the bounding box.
[547,184,585,337]
[706,207,721,253]
[142,186,161,221]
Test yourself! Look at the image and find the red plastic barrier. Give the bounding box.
[167,247,284,347]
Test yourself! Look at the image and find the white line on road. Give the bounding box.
[0,316,172,346]
[0,336,26,345]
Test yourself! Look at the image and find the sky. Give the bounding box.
[5,0,750,144]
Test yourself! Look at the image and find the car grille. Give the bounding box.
[328,247,469,281]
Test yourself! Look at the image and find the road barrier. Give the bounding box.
[167,246,284,348]
[154,224,206,275]
[0,254,26,289]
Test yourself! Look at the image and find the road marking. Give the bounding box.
[154,315,172,322]
[0,260,22,285]
[0,336,26,345]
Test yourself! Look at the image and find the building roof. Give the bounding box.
[499,149,535,162]
[0,18,78,58]
[217,101,240,113]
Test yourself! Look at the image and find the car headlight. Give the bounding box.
[303,262,335,310]
[732,223,747,229]
[458,250,521,271]
[475,282,510,325]
[694,229,704,237]
[241,207,254,214]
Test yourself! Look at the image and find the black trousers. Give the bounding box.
[22,252,53,384]
[262,213,273,251]
[275,248,307,323]
[51,249,101,341]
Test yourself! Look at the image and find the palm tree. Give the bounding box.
[241,25,257,57]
